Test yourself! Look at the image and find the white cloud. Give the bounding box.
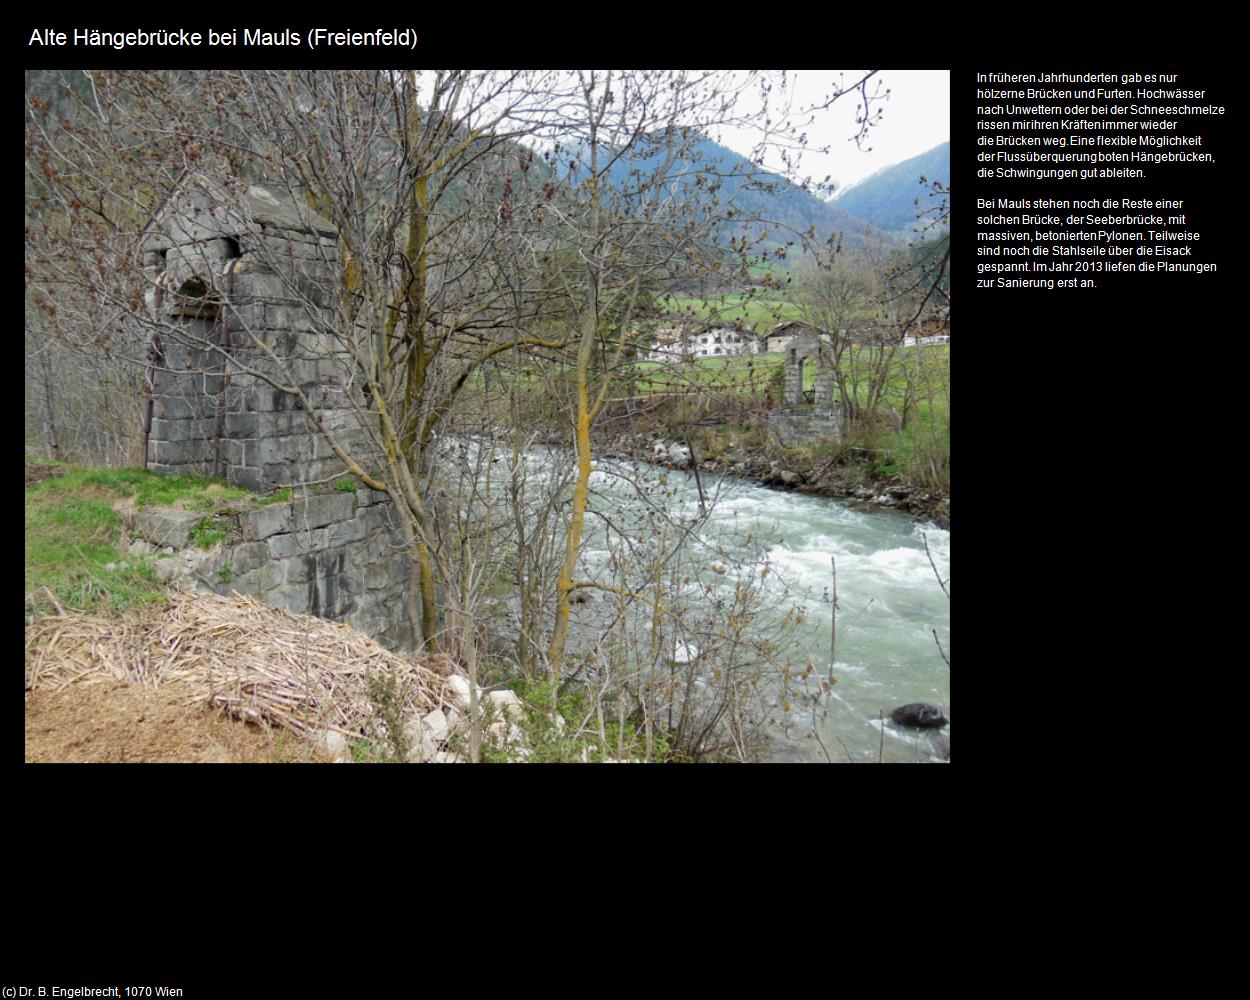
[710,69,950,195]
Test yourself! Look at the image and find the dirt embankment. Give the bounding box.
[24,681,326,763]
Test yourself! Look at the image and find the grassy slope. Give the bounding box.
[632,344,948,407]
[23,459,297,617]
[662,292,806,332]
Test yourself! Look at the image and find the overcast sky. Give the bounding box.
[710,69,951,197]
[414,68,950,196]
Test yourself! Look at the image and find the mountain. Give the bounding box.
[832,142,949,236]
[568,133,895,257]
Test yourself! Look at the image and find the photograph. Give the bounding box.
[24,65,951,763]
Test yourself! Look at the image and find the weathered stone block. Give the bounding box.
[349,615,389,641]
[193,551,229,587]
[225,301,267,333]
[365,555,407,591]
[267,582,311,616]
[239,503,293,541]
[238,268,291,299]
[381,622,414,652]
[306,458,350,484]
[338,570,364,598]
[229,256,276,276]
[133,510,205,550]
[223,411,258,438]
[266,303,319,333]
[201,374,227,396]
[256,559,285,594]
[267,532,308,560]
[281,359,320,385]
[359,503,394,530]
[223,439,245,469]
[142,231,173,254]
[260,463,293,487]
[149,418,197,447]
[284,553,319,585]
[325,517,366,547]
[149,438,211,469]
[150,396,200,421]
[162,205,232,244]
[231,466,264,493]
[227,567,261,595]
[230,541,269,577]
[256,434,314,467]
[290,493,355,532]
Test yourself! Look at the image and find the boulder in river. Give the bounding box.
[889,703,947,728]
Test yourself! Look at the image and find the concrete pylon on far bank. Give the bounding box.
[783,332,834,406]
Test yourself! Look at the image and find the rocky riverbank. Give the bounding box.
[598,432,950,529]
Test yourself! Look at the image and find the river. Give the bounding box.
[576,455,950,762]
[448,441,950,762]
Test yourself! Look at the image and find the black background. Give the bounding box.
[18,21,1233,968]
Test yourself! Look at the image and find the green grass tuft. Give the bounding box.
[191,516,228,550]
[25,489,167,616]
[24,463,255,616]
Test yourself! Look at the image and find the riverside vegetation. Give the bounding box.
[26,69,948,761]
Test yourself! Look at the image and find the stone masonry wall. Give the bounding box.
[782,333,835,406]
[767,406,843,448]
[139,179,413,650]
[145,180,366,493]
[138,487,415,652]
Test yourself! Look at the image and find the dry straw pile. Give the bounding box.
[25,590,459,739]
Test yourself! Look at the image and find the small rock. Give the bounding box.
[486,718,524,747]
[313,730,348,754]
[889,703,947,728]
[422,708,449,742]
[402,713,446,762]
[778,470,803,486]
[152,560,187,582]
[133,510,205,550]
[446,674,475,706]
[487,689,524,720]
[671,640,700,664]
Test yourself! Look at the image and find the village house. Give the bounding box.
[647,322,759,361]
[645,327,692,361]
[902,308,950,346]
[763,320,823,355]
[689,323,758,357]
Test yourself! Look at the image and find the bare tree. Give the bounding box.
[534,69,871,673]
